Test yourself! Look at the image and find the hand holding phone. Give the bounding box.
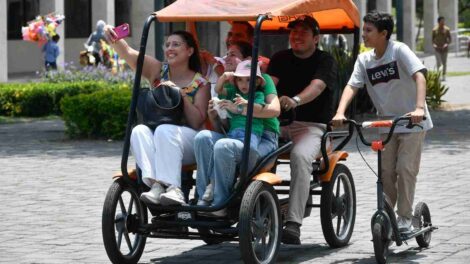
[113,23,130,41]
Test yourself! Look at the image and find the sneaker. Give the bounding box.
[140,182,165,205]
[281,221,301,245]
[397,216,413,233]
[160,186,186,205]
[202,183,214,203]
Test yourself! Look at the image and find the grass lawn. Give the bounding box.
[0,115,60,124]
[447,72,470,77]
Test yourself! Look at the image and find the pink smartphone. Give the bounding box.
[114,23,130,40]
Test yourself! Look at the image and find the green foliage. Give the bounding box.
[60,86,131,139]
[0,82,111,117]
[426,70,449,109]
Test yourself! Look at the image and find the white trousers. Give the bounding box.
[130,124,198,188]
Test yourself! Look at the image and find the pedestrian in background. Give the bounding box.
[432,16,451,81]
[42,34,60,70]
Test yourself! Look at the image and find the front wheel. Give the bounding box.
[372,221,389,264]
[320,164,356,248]
[239,181,281,264]
[102,179,148,264]
[414,202,432,248]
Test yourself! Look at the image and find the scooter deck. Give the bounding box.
[399,225,437,241]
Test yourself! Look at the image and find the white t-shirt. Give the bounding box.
[348,40,433,133]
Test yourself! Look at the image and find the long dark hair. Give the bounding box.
[170,30,201,73]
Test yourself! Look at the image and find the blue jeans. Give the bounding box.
[257,130,279,158]
[227,128,260,150]
[194,130,260,206]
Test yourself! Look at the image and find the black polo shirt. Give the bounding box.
[268,49,337,124]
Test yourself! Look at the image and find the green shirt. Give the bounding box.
[261,73,281,135]
[220,86,265,136]
[221,73,280,135]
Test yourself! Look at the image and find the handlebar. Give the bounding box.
[341,115,426,147]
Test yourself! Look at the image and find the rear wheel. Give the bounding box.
[414,202,432,248]
[320,164,356,248]
[102,179,147,264]
[239,181,281,264]
[372,221,389,264]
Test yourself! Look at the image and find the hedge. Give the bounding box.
[0,81,115,117]
[60,87,131,139]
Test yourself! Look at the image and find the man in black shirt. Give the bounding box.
[267,15,337,245]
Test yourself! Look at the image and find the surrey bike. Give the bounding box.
[101,1,361,263]
[341,116,437,264]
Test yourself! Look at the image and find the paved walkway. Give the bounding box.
[1,54,470,263]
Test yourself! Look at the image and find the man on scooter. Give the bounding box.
[332,11,433,233]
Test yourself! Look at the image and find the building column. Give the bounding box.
[424,0,438,53]
[376,0,392,14]
[403,0,416,51]
[92,0,115,27]
[40,0,64,69]
[439,0,458,53]
[0,0,7,82]
[131,0,155,57]
[349,0,366,48]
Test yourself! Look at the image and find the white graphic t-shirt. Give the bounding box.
[348,40,433,133]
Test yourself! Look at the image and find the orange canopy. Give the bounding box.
[154,0,360,32]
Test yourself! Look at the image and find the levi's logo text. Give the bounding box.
[366,61,400,85]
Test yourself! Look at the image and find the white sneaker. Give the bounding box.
[202,183,214,203]
[397,216,413,233]
[160,186,186,205]
[140,183,165,205]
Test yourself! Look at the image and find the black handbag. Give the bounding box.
[136,82,184,130]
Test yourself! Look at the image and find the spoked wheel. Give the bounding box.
[320,164,356,248]
[414,202,432,247]
[372,221,390,264]
[102,179,148,264]
[239,181,281,264]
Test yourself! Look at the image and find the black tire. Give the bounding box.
[372,221,389,264]
[414,202,432,248]
[320,164,356,248]
[239,181,281,264]
[102,179,148,264]
[198,227,224,245]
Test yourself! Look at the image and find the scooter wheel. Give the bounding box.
[414,202,432,247]
[372,222,389,264]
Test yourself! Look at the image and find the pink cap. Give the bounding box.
[233,60,265,86]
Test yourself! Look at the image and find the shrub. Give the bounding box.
[60,86,131,139]
[426,70,449,109]
[0,82,113,116]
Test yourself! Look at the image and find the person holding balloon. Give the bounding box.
[42,34,60,70]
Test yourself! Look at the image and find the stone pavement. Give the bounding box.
[1,108,470,264]
[1,55,470,263]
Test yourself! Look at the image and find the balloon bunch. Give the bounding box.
[22,13,65,46]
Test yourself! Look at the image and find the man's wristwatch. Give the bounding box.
[292,96,301,106]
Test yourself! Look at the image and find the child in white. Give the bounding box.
[332,11,432,233]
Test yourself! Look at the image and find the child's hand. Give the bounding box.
[233,93,247,105]
[222,72,235,82]
[219,99,237,114]
[207,99,219,119]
